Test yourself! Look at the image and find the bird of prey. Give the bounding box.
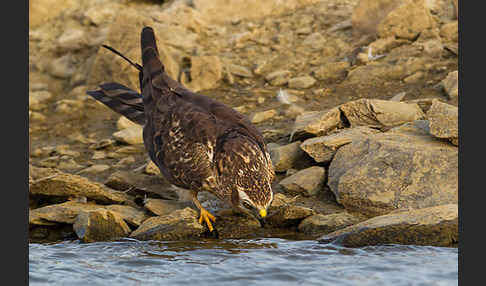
[87,27,275,232]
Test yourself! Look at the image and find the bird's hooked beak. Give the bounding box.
[258,208,267,227]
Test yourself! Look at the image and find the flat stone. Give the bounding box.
[267,205,315,227]
[228,64,253,78]
[29,91,53,111]
[265,70,291,86]
[313,62,350,82]
[30,201,108,225]
[104,205,150,227]
[278,166,326,197]
[117,116,139,130]
[130,208,204,240]
[298,212,364,236]
[440,21,458,43]
[78,164,111,174]
[319,204,458,247]
[426,100,458,145]
[440,70,458,99]
[112,125,144,145]
[144,160,161,175]
[288,76,316,89]
[105,170,177,200]
[291,108,343,141]
[269,141,306,172]
[74,209,131,243]
[300,127,380,163]
[144,198,191,216]
[29,170,132,204]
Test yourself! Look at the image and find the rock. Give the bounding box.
[213,213,262,239]
[30,201,110,225]
[228,64,253,78]
[113,156,136,168]
[426,100,458,145]
[389,91,407,102]
[29,0,76,28]
[144,198,191,216]
[269,141,306,172]
[283,105,306,118]
[74,209,131,243]
[279,166,326,197]
[47,54,76,79]
[377,0,435,40]
[328,122,458,217]
[29,170,132,204]
[112,125,143,145]
[91,151,106,160]
[104,205,150,227]
[130,208,204,240]
[319,204,458,247]
[267,205,315,227]
[440,70,458,99]
[30,112,46,122]
[117,116,138,130]
[265,70,292,86]
[105,170,178,200]
[88,10,179,91]
[300,127,380,163]
[181,56,223,92]
[57,28,87,51]
[144,160,161,175]
[249,109,278,123]
[290,108,343,141]
[351,0,405,36]
[29,91,53,111]
[368,36,409,55]
[288,76,316,89]
[55,99,84,114]
[298,212,364,236]
[313,62,350,82]
[78,164,111,174]
[439,22,458,43]
[58,159,84,171]
[403,71,425,83]
[339,99,425,129]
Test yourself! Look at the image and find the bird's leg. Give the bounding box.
[191,191,216,232]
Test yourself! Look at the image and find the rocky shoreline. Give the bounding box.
[29,0,458,247]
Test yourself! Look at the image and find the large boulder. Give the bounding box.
[319,204,458,247]
[328,121,457,217]
[278,166,326,197]
[290,108,343,141]
[269,141,307,172]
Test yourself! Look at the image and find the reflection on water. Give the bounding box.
[29,238,458,286]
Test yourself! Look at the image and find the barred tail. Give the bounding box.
[86,82,146,125]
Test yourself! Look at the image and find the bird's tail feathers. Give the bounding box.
[86,82,146,125]
[141,26,165,74]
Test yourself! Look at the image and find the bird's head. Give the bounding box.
[231,182,273,227]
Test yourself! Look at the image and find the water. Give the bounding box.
[29,238,458,286]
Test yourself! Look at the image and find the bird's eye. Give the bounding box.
[242,201,253,210]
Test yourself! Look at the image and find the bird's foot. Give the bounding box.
[199,208,216,232]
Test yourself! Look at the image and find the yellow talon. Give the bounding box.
[199,208,216,232]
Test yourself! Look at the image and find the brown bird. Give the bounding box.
[87,27,275,232]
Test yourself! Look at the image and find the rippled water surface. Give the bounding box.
[29,238,457,286]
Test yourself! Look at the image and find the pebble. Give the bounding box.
[288,76,316,89]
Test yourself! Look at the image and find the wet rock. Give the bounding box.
[319,204,458,247]
[117,116,138,130]
[88,10,179,91]
[290,108,342,141]
[249,109,278,123]
[377,0,435,40]
[130,208,204,240]
[300,127,380,163]
[440,70,458,99]
[298,212,364,236]
[228,64,253,78]
[328,122,458,217]
[278,166,326,197]
[144,198,191,216]
[426,100,458,145]
[74,209,131,243]
[213,213,262,239]
[29,91,53,111]
[112,125,143,145]
[440,21,458,43]
[288,76,316,89]
[267,205,315,228]
[269,141,306,172]
[29,170,132,204]
[181,56,223,92]
[313,62,350,82]
[265,70,292,86]
[78,164,111,174]
[339,99,425,129]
